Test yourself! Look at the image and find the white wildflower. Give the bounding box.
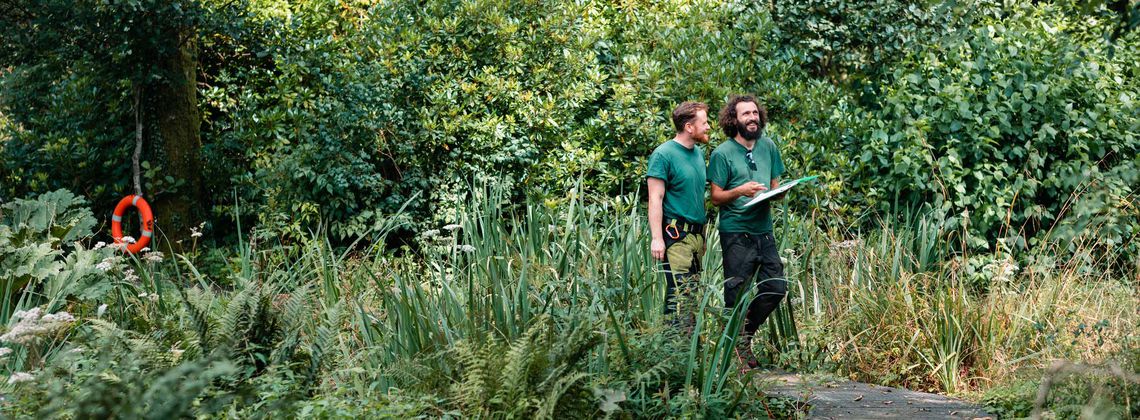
[190,223,204,238]
[140,247,151,253]
[142,251,164,263]
[455,244,476,253]
[7,372,34,385]
[41,312,74,323]
[69,347,85,354]
[989,258,1021,283]
[830,239,863,249]
[138,292,149,299]
[421,229,440,238]
[121,236,137,244]
[93,241,107,250]
[123,268,139,283]
[95,257,115,271]
[97,304,108,318]
[12,308,41,322]
[0,347,12,357]
[148,293,159,302]
[442,224,462,231]
[0,308,75,345]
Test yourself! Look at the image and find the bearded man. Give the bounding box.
[707,95,786,369]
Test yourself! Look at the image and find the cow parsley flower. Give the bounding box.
[7,372,34,385]
[7,372,34,384]
[142,251,164,263]
[41,312,74,323]
[123,268,139,283]
[0,308,76,345]
[95,257,115,271]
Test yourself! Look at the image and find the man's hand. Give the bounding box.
[651,237,666,261]
[734,181,767,198]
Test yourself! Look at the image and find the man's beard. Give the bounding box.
[693,131,709,144]
[737,120,761,141]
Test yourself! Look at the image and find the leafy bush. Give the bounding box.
[843,4,1139,258]
[1,190,114,324]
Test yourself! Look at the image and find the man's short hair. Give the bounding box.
[672,101,709,133]
[718,95,768,139]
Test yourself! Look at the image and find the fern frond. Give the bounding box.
[536,371,590,419]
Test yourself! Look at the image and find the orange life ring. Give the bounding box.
[111,195,154,254]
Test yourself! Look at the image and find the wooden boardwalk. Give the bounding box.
[759,372,993,419]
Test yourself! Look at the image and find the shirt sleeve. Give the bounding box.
[707,150,730,188]
[647,150,669,180]
[769,139,785,179]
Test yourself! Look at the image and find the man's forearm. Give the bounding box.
[711,186,742,206]
[648,197,664,240]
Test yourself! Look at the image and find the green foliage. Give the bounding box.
[0,0,216,204]
[769,0,967,86]
[1,186,1135,417]
[7,324,239,419]
[4,0,1136,255]
[1,189,98,247]
[3,0,1140,414]
[843,4,1139,258]
[451,316,599,418]
[980,378,1038,418]
[1,189,115,325]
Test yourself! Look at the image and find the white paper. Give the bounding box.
[741,175,818,207]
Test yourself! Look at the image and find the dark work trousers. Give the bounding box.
[721,231,787,336]
[662,229,705,317]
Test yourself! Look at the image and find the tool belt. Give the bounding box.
[664,219,705,240]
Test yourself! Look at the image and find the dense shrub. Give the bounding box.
[2,0,1136,258]
[842,5,1139,259]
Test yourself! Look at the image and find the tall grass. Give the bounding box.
[3,186,1135,417]
[768,199,1138,408]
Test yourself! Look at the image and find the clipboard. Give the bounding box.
[742,175,819,207]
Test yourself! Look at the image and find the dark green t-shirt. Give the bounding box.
[646,140,707,225]
[707,137,785,234]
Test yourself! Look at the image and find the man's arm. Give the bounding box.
[648,177,666,261]
[710,181,766,206]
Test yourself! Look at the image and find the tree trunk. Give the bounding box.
[150,29,202,251]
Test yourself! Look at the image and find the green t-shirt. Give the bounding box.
[707,137,785,234]
[646,140,707,225]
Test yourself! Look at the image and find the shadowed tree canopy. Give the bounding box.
[0,0,244,246]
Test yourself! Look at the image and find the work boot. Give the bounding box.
[735,334,759,371]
